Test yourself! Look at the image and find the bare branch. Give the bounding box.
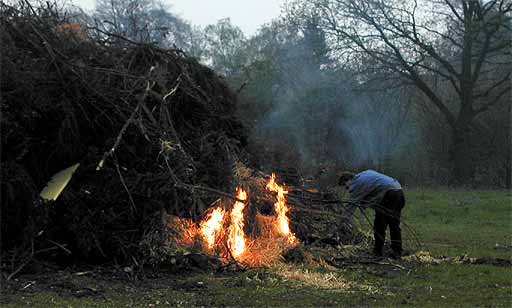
[474,85,511,115]
[443,0,464,23]
[302,0,509,127]
[474,72,511,100]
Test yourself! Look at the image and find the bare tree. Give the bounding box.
[94,0,152,41]
[288,0,511,183]
[93,0,196,50]
[203,18,247,76]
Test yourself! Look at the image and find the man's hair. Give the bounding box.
[338,171,355,186]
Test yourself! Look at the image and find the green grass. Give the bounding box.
[404,189,512,258]
[2,189,511,307]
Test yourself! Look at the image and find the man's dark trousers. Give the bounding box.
[373,189,405,256]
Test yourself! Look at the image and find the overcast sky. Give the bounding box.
[73,0,287,36]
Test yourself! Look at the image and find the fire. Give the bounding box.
[227,187,248,259]
[200,207,226,250]
[170,173,298,266]
[266,173,297,244]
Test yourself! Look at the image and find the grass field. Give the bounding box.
[2,189,511,307]
[405,189,512,259]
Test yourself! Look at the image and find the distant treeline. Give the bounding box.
[38,0,512,187]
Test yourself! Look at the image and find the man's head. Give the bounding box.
[338,171,355,189]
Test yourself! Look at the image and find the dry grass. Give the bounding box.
[233,161,254,181]
[402,250,440,264]
[163,210,299,267]
[274,264,393,296]
[164,215,201,248]
[275,264,352,291]
[237,213,297,267]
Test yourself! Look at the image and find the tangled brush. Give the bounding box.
[1,1,246,270]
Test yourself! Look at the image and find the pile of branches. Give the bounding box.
[233,164,367,248]
[1,1,246,272]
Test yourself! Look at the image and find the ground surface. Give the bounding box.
[1,189,511,307]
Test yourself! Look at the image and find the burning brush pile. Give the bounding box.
[164,174,298,267]
[1,2,362,277]
[0,1,247,272]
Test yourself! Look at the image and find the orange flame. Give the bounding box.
[266,173,297,244]
[200,207,226,250]
[173,174,298,267]
[227,187,248,259]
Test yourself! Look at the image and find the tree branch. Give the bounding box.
[443,0,464,23]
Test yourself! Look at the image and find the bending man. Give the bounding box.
[338,170,405,258]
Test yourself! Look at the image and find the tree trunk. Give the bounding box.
[505,156,512,189]
[505,103,512,189]
[451,123,476,184]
